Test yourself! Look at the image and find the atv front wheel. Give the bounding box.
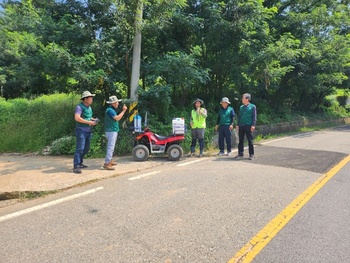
[132,145,150,161]
[167,144,183,161]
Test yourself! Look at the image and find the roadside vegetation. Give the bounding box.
[0,93,348,157]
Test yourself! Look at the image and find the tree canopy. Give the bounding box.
[0,0,349,114]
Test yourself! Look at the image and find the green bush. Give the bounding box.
[114,128,134,156]
[49,136,75,155]
[0,92,348,156]
[0,94,77,153]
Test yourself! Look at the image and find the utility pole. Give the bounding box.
[130,0,143,102]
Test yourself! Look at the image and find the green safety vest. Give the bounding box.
[218,106,234,126]
[104,106,120,132]
[76,103,93,128]
[238,103,256,126]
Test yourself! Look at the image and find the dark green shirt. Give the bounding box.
[216,106,235,126]
[104,106,120,132]
[75,102,93,128]
[238,103,257,126]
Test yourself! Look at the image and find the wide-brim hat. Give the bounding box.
[193,98,204,105]
[220,97,231,104]
[106,95,122,104]
[81,91,96,99]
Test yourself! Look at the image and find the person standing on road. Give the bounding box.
[235,93,257,160]
[103,96,128,170]
[215,97,235,156]
[188,98,207,158]
[73,91,98,174]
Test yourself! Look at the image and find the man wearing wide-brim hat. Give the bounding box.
[73,91,98,174]
[215,97,235,156]
[188,98,207,157]
[103,95,128,170]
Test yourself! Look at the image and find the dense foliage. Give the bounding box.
[0,0,349,112]
[0,1,349,155]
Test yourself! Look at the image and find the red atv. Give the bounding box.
[132,127,185,161]
[132,114,186,162]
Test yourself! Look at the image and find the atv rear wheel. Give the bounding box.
[132,145,150,161]
[167,144,183,161]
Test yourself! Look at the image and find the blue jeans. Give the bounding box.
[218,125,232,153]
[105,131,118,163]
[73,127,92,168]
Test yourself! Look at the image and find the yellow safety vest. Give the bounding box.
[191,108,207,128]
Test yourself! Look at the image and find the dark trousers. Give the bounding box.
[73,128,92,167]
[218,125,232,152]
[238,125,254,156]
[190,128,205,154]
[190,138,204,154]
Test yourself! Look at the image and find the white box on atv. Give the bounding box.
[172,118,185,135]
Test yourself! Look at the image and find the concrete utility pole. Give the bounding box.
[130,0,143,102]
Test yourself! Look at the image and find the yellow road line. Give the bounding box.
[228,154,350,263]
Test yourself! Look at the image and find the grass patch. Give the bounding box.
[0,190,58,201]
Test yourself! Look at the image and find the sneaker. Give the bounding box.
[187,152,196,157]
[217,151,225,156]
[249,155,254,160]
[78,164,88,168]
[103,163,115,170]
[226,152,231,156]
[234,154,244,159]
[73,167,82,174]
[198,153,203,158]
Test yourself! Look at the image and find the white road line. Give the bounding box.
[0,186,104,223]
[177,159,205,167]
[128,171,161,181]
[260,137,288,145]
[259,132,315,145]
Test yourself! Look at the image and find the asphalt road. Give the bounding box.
[0,126,349,263]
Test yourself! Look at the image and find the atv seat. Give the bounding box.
[154,134,170,141]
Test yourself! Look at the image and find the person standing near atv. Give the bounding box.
[103,95,128,170]
[235,93,257,160]
[73,91,98,174]
[215,97,235,156]
[188,98,207,157]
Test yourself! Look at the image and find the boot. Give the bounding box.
[198,139,204,157]
[187,147,196,157]
[110,160,117,166]
[103,162,115,170]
